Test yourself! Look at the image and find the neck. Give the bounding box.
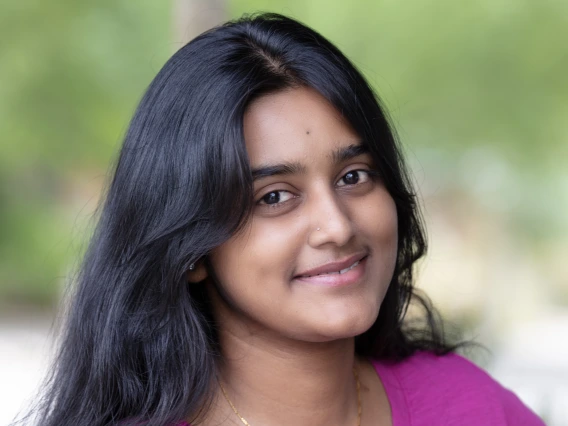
[204,323,360,426]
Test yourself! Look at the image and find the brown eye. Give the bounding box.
[337,170,370,187]
[263,191,280,204]
[258,190,295,206]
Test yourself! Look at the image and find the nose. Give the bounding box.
[307,187,355,248]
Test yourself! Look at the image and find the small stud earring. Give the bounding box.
[316,227,320,231]
[189,263,195,271]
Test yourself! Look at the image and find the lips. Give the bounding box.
[294,253,368,278]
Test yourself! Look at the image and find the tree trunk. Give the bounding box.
[172,0,228,48]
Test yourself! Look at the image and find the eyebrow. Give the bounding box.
[331,143,370,164]
[251,143,370,182]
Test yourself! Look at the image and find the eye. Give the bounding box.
[258,190,296,206]
[336,170,372,187]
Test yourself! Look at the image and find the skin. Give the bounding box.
[188,86,397,426]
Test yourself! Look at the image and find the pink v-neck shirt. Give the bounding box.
[181,352,544,425]
[370,352,543,425]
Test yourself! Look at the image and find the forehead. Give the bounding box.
[243,87,361,166]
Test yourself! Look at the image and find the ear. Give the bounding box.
[186,261,209,283]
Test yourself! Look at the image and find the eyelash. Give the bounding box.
[256,169,379,208]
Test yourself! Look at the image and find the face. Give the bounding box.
[206,86,398,343]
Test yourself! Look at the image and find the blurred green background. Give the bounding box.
[1,0,566,319]
[1,1,567,423]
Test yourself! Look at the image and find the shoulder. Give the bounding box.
[371,351,544,425]
[379,351,496,390]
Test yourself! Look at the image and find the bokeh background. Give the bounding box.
[1,0,567,424]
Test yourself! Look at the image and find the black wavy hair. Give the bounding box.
[22,13,461,426]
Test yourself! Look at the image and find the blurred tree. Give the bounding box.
[0,0,172,306]
[173,0,227,45]
[0,0,566,307]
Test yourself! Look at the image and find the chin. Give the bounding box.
[307,307,380,342]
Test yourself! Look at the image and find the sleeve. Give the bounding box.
[495,384,546,425]
[439,353,546,425]
[384,352,546,425]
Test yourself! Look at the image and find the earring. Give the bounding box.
[316,227,320,231]
[189,263,196,271]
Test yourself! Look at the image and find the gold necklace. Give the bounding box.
[219,367,362,426]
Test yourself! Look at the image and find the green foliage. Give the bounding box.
[231,0,567,162]
[0,0,171,306]
[1,0,566,306]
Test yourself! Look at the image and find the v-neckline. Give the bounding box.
[371,359,411,426]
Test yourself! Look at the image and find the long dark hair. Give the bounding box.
[25,13,460,426]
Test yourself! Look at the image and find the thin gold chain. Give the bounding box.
[219,367,362,426]
[219,379,251,426]
[353,367,361,426]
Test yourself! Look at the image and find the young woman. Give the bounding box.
[28,13,543,426]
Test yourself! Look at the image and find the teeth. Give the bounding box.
[338,260,359,274]
[303,260,360,278]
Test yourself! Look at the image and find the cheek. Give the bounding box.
[209,219,302,295]
[358,190,398,244]
[354,190,399,277]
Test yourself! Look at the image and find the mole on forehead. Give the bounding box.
[306,129,310,135]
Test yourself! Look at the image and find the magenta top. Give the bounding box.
[180,351,544,425]
[370,351,543,425]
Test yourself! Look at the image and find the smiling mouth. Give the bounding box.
[299,259,362,278]
[294,255,368,287]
